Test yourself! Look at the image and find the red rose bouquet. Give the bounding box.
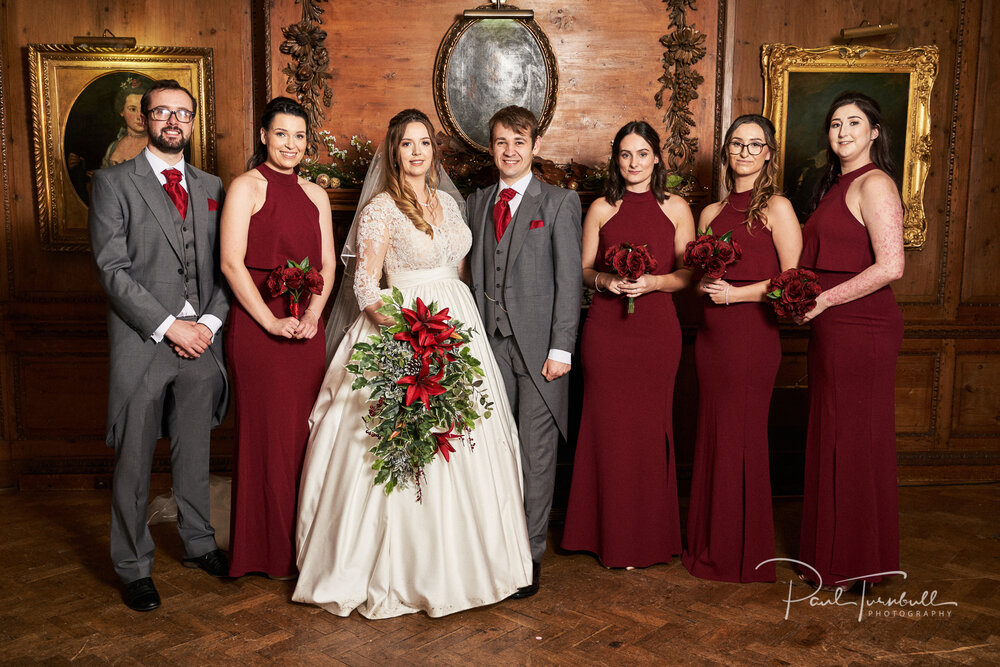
[604,241,658,314]
[268,256,324,318]
[683,227,743,278]
[347,288,493,500]
[766,267,823,318]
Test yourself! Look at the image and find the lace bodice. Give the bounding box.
[354,191,471,309]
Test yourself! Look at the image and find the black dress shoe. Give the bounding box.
[508,561,541,600]
[182,549,229,577]
[123,577,161,611]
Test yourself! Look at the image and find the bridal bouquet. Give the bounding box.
[683,228,742,279]
[267,256,323,318]
[766,267,823,318]
[347,288,493,499]
[604,241,658,314]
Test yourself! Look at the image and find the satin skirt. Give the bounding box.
[293,266,532,618]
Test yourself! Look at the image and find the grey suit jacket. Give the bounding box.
[467,176,583,437]
[89,155,230,448]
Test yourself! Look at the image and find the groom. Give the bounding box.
[90,79,230,611]
[467,106,582,598]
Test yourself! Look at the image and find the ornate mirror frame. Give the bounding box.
[433,6,558,153]
[762,43,938,249]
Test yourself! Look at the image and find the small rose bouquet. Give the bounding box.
[683,228,743,279]
[268,257,324,319]
[766,267,823,318]
[347,288,493,499]
[604,242,658,314]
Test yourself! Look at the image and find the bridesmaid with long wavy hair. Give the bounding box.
[682,114,802,582]
[796,92,904,590]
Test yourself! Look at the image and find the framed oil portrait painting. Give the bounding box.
[433,7,558,152]
[28,44,216,251]
[762,44,938,249]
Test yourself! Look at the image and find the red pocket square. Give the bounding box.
[530,219,544,230]
[207,198,218,211]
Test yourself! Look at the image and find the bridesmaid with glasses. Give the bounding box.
[683,114,801,583]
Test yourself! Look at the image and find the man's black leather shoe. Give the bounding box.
[123,577,161,611]
[508,561,541,600]
[182,549,229,577]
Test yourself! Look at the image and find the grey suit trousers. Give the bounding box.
[110,341,224,583]
[489,331,559,563]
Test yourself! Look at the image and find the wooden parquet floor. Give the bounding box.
[1,484,998,665]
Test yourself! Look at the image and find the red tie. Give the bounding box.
[493,187,517,242]
[162,168,188,220]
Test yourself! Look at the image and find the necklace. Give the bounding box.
[417,200,433,207]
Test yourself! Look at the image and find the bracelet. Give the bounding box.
[594,273,606,292]
[725,284,730,306]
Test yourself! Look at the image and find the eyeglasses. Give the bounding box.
[727,140,766,156]
[148,107,195,123]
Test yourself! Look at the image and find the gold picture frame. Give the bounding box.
[761,43,938,249]
[28,44,216,251]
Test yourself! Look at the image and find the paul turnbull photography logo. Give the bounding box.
[759,559,959,622]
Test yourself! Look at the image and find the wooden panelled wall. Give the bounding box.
[0,0,255,488]
[0,0,996,489]
[723,0,1000,479]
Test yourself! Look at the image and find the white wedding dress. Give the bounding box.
[293,191,532,619]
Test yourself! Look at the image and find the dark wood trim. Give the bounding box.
[251,0,271,128]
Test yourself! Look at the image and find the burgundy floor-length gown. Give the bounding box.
[682,189,781,583]
[227,163,326,578]
[562,189,682,567]
[798,162,903,586]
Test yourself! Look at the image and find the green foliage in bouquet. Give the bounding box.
[346,288,493,499]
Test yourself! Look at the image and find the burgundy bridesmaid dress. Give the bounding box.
[798,162,903,586]
[562,189,682,568]
[227,163,326,578]
[682,189,781,583]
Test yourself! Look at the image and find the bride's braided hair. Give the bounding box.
[383,109,441,238]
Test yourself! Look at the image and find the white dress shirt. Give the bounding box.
[495,172,572,367]
[144,148,222,342]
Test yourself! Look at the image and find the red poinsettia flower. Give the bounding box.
[394,328,438,358]
[433,423,459,462]
[395,298,456,358]
[397,359,446,408]
[400,298,451,334]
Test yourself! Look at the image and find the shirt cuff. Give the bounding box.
[547,348,572,365]
[198,314,223,338]
[152,315,176,343]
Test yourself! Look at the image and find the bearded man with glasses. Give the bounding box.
[90,79,231,611]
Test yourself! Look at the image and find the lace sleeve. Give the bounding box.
[353,202,389,310]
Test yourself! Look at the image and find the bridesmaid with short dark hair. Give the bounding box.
[796,91,905,589]
[683,114,801,582]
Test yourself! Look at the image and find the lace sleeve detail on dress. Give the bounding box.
[353,202,389,310]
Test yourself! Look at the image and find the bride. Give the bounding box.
[293,109,532,618]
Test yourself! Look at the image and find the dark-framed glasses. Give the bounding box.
[148,107,195,123]
[727,140,766,156]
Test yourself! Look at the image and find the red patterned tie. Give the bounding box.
[493,187,517,242]
[162,168,188,220]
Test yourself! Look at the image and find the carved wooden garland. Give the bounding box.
[656,0,706,177]
[280,0,334,156]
